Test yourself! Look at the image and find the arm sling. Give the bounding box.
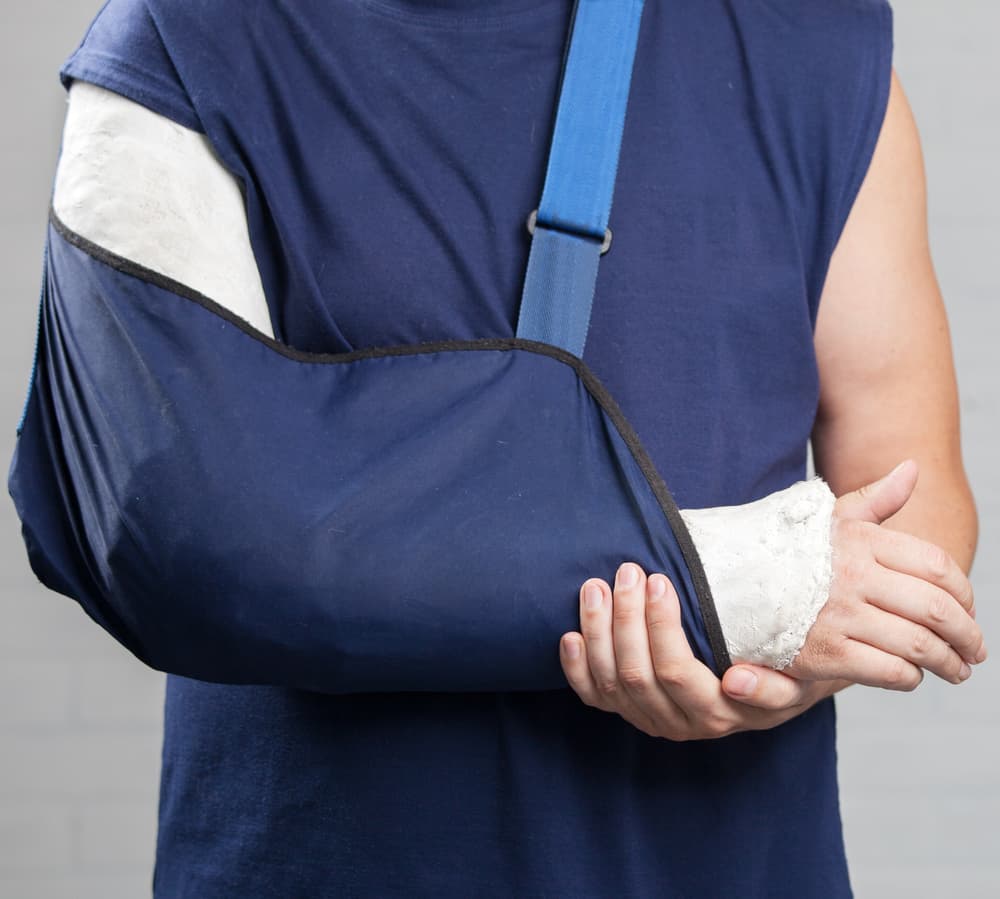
[7,0,732,693]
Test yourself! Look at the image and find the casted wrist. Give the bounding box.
[680,478,836,669]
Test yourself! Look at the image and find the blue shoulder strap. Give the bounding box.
[515,0,646,357]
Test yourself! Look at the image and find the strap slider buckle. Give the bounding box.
[525,209,613,256]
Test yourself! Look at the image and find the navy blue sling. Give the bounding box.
[8,0,730,695]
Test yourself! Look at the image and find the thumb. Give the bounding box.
[833,459,918,524]
[721,664,810,710]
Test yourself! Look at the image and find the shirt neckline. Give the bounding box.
[351,0,570,31]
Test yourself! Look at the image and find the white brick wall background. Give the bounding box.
[0,2,996,897]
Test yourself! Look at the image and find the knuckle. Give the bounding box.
[645,612,668,635]
[596,678,620,698]
[884,659,921,692]
[580,625,606,646]
[646,606,678,635]
[854,482,875,504]
[927,589,950,626]
[618,665,651,692]
[924,544,951,580]
[612,602,642,625]
[653,663,688,691]
[835,516,872,547]
[833,553,867,590]
[910,626,934,659]
[818,597,854,631]
[698,714,734,740]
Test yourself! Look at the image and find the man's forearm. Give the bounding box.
[882,464,978,574]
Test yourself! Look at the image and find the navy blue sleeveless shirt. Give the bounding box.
[58,0,893,895]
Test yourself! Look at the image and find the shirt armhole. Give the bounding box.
[831,1,895,249]
[57,0,203,133]
[60,55,203,134]
[809,0,894,328]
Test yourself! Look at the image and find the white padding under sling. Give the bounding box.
[53,81,273,338]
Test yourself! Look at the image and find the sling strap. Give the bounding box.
[516,0,646,357]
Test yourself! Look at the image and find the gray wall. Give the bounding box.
[0,2,995,897]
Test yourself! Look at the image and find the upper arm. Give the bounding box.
[811,68,977,566]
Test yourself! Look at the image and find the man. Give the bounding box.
[10,1,984,895]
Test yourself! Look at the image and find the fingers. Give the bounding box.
[560,629,606,710]
[561,626,643,721]
[870,525,979,622]
[643,572,732,721]
[848,603,972,685]
[574,578,620,704]
[833,459,918,524]
[827,638,925,691]
[563,575,668,733]
[864,563,985,666]
[561,567,722,736]
[559,581,615,712]
[611,565,673,712]
[561,565,829,740]
[583,568,684,728]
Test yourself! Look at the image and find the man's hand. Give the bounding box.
[559,564,849,741]
[784,460,985,690]
[559,463,986,739]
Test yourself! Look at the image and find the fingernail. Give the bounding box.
[584,584,603,611]
[617,563,638,588]
[726,669,758,696]
[563,638,580,660]
[959,663,972,681]
[648,576,666,601]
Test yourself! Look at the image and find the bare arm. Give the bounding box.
[812,69,978,574]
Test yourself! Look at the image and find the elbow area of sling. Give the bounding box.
[8,218,727,691]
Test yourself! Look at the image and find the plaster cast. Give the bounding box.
[53,81,273,337]
[52,82,838,671]
[680,478,836,669]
